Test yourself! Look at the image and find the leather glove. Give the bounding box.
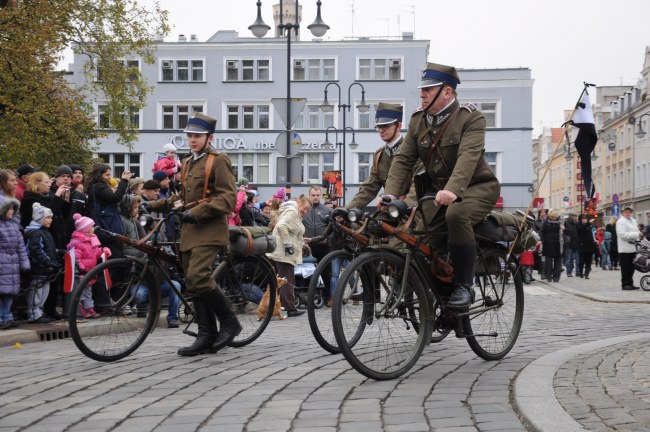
[182,210,197,224]
[284,244,294,255]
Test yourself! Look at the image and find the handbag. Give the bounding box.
[91,184,125,242]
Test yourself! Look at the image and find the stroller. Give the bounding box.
[293,246,325,309]
[633,238,650,291]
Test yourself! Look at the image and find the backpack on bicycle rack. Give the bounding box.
[474,210,537,254]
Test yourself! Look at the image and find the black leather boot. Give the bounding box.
[210,287,242,352]
[177,297,218,356]
[447,242,477,310]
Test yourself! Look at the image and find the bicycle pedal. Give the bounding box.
[183,330,198,338]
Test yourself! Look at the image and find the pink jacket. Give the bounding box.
[152,157,181,176]
[67,231,107,273]
[228,190,247,226]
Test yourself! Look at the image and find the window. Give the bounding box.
[459,101,499,128]
[300,153,335,184]
[97,105,140,129]
[160,59,205,82]
[293,58,336,81]
[294,105,333,129]
[96,59,140,82]
[226,153,270,184]
[161,104,204,129]
[358,153,372,182]
[96,153,142,178]
[225,104,270,130]
[357,57,402,81]
[225,59,271,81]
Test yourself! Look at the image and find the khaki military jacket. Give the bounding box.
[385,100,499,224]
[151,148,236,251]
[348,137,420,209]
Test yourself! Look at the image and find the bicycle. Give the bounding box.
[331,198,527,380]
[68,206,278,362]
[307,212,453,354]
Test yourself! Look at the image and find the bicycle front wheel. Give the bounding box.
[307,249,354,354]
[213,255,277,347]
[463,247,524,360]
[332,250,431,380]
[68,258,160,362]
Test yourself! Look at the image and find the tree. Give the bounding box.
[0,0,169,173]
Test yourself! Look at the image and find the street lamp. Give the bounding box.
[319,82,369,204]
[631,112,650,139]
[249,0,329,188]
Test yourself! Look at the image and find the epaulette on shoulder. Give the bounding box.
[373,147,384,156]
[411,106,425,117]
[460,102,478,112]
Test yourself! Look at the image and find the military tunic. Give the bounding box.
[384,100,500,246]
[348,137,420,210]
[151,147,237,295]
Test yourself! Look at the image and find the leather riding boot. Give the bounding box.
[177,297,218,356]
[447,242,477,310]
[210,287,242,352]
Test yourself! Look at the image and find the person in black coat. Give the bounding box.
[537,209,564,282]
[563,213,580,277]
[605,216,619,270]
[576,215,597,279]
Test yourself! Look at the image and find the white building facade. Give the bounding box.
[69,30,533,208]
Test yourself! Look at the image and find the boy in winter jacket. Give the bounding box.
[67,214,111,318]
[0,198,30,329]
[24,203,61,323]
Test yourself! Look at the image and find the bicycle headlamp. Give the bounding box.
[388,200,408,219]
[347,208,362,223]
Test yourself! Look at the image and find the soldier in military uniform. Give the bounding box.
[148,112,240,356]
[347,103,418,210]
[383,63,500,309]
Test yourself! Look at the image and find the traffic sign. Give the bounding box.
[271,98,307,129]
[612,203,620,217]
[612,193,619,203]
[274,131,302,157]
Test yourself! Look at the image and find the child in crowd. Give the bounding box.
[152,143,181,176]
[67,213,111,319]
[24,203,61,323]
[0,198,30,329]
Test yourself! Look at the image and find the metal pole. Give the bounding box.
[286,24,292,186]
[342,104,346,205]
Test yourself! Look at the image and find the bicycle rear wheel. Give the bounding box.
[332,250,431,380]
[307,249,354,354]
[213,255,277,347]
[68,258,160,362]
[463,247,524,360]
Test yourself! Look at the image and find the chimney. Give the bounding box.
[190,34,198,42]
[178,34,187,42]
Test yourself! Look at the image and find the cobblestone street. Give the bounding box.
[1,266,649,431]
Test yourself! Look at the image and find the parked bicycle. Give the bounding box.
[330,197,529,380]
[68,205,278,362]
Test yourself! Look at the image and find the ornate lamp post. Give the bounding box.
[249,1,329,188]
[319,82,368,204]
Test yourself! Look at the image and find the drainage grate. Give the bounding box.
[37,329,71,342]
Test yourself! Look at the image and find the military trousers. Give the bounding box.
[423,179,500,247]
[181,246,221,297]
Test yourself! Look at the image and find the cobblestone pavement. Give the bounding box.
[0,266,649,432]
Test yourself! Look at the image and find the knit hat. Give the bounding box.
[143,180,161,191]
[31,203,53,224]
[54,165,73,178]
[73,213,95,232]
[272,187,286,200]
[162,143,177,153]
[152,170,168,182]
[238,177,249,187]
[15,164,36,178]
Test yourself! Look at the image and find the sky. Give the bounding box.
[129,0,650,135]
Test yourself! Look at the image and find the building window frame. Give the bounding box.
[226,153,271,184]
[458,100,501,128]
[357,57,403,81]
[159,58,205,82]
[95,59,140,82]
[292,57,337,81]
[96,103,142,129]
[224,103,271,130]
[224,58,272,82]
[95,152,142,178]
[158,102,206,130]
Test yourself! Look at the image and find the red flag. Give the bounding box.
[63,249,76,293]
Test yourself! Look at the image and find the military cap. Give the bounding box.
[375,102,403,126]
[418,62,461,89]
[184,112,216,134]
